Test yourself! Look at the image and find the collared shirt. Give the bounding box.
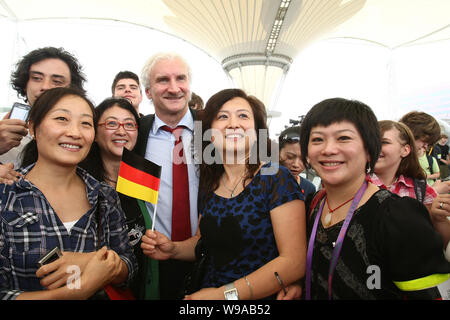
[369,173,436,205]
[0,164,137,300]
[144,111,199,239]
[418,153,440,185]
[0,134,32,168]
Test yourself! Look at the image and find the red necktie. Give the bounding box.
[161,126,191,241]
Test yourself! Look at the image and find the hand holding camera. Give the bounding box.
[36,248,96,290]
[9,103,31,122]
[0,103,30,155]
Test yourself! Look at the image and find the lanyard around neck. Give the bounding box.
[305,180,368,300]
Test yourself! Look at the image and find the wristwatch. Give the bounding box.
[224,282,239,300]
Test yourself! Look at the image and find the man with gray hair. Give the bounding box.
[136,52,198,299]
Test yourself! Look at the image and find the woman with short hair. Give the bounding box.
[298,98,450,299]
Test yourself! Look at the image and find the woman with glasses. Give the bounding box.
[82,98,139,185]
[80,97,150,299]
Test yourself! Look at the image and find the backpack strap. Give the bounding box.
[307,189,327,220]
[427,148,435,174]
[426,155,434,174]
[413,179,427,203]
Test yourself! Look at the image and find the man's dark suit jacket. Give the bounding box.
[135,109,197,158]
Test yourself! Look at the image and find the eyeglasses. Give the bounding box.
[98,120,138,131]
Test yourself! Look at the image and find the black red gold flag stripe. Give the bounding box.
[116,148,162,204]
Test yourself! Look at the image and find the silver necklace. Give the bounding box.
[222,175,244,197]
[105,176,117,184]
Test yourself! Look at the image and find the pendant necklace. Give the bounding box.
[105,176,117,185]
[323,195,355,227]
[305,180,368,300]
[222,174,244,197]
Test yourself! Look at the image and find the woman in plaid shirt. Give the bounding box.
[0,87,136,300]
[372,120,450,263]
[370,120,437,210]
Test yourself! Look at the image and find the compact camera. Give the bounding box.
[9,102,31,122]
[36,247,62,268]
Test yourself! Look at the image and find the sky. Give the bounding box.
[2,18,450,138]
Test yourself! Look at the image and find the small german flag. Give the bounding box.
[116,148,161,204]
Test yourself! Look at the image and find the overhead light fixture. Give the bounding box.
[266,0,292,56]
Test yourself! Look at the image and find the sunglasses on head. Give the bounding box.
[280,135,300,143]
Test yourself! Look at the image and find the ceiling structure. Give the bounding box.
[1,0,450,116]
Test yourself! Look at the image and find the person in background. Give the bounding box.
[278,126,316,200]
[370,120,436,211]
[111,71,143,116]
[0,47,86,184]
[430,193,450,262]
[287,98,449,300]
[0,87,136,300]
[188,92,204,111]
[399,111,449,193]
[433,134,449,180]
[142,88,306,300]
[371,121,450,257]
[421,145,440,186]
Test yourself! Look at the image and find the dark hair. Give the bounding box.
[199,88,270,195]
[111,71,141,94]
[278,126,301,150]
[299,97,381,173]
[377,120,426,180]
[80,97,140,182]
[11,47,86,102]
[21,87,95,167]
[188,92,204,110]
[399,111,441,146]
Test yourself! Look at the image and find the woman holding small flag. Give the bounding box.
[81,97,159,299]
[142,88,307,300]
[0,87,136,300]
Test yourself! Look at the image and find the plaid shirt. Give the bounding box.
[0,165,137,300]
[369,173,437,205]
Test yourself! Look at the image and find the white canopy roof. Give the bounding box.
[3,0,449,52]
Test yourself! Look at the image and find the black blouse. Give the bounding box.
[307,189,450,300]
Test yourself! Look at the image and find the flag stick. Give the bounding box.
[151,202,158,232]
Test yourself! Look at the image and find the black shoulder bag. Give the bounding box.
[183,237,208,295]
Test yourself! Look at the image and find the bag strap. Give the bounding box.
[427,148,435,174]
[413,179,427,204]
